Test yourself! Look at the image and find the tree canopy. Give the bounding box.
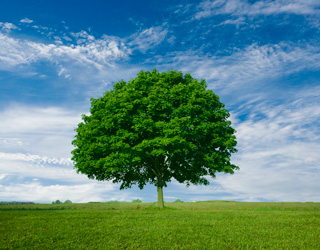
[71,69,238,207]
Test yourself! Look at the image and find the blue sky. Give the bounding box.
[1,0,320,203]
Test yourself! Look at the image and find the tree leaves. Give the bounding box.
[71,69,238,190]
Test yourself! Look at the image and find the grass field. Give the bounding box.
[1,201,319,249]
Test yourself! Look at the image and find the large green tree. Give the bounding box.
[72,69,238,208]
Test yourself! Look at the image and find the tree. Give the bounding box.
[174,199,183,202]
[72,69,238,208]
[53,200,61,204]
[64,200,72,204]
[132,199,142,203]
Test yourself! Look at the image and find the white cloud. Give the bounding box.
[0,21,171,86]
[0,182,132,203]
[57,66,72,79]
[0,138,24,146]
[0,31,129,72]
[62,35,72,41]
[214,17,246,28]
[0,22,18,31]
[172,4,193,14]
[0,105,80,135]
[0,159,77,182]
[0,24,165,87]
[0,105,82,159]
[0,152,72,166]
[194,0,320,19]
[155,43,320,94]
[215,88,320,202]
[20,18,34,23]
[70,30,95,43]
[129,26,168,53]
[216,148,320,202]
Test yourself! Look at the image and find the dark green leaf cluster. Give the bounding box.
[52,200,62,204]
[72,69,238,190]
[51,200,72,204]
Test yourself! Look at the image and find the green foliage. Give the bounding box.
[0,201,34,205]
[174,199,184,202]
[1,202,320,249]
[71,69,238,206]
[52,200,62,204]
[132,199,142,203]
[64,200,72,204]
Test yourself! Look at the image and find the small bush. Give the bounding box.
[132,199,142,203]
[174,199,184,202]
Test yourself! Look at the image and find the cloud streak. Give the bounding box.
[128,26,169,53]
[0,105,80,135]
[214,86,320,202]
[156,42,320,95]
[0,24,170,86]
[194,0,320,19]
[0,32,129,71]
[0,152,72,166]
[0,182,127,203]
[0,105,82,160]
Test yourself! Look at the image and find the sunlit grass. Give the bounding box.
[1,201,319,249]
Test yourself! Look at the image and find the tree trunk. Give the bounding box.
[157,186,164,208]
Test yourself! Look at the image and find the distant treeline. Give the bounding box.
[0,201,35,205]
[89,200,143,203]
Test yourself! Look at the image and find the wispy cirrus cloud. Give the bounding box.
[216,140,320,202]
[155,42,320,94]
[216,86,320,202]
[0,24,170,83]
[194,0,320,19]
[128,25,169,53]
[0,32,129,70]
[0,29,136,90]
[214,16,246,28]
[0,152,72,166]
[0,159,76,182]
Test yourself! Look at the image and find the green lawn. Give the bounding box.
[1,201,319,249]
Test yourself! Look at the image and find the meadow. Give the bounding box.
[1,201,319,249]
